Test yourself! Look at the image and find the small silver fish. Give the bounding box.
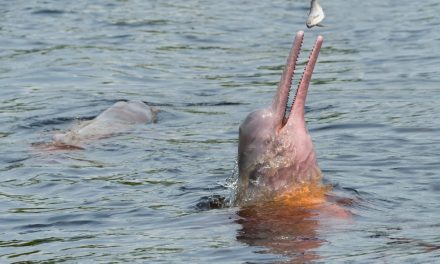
[306,0,325,28]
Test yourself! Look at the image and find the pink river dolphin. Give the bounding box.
[235,31,326,206]
[52,100,156,148]
[234,31,351,258]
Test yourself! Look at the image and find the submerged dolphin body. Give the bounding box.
[53,100,156,148]
[307,0,325,28]
[235,31,324,205]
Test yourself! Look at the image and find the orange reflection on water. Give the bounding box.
[236,182,349,263]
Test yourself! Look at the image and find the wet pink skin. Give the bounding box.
[52,100,156,148]
[236,31,324,205]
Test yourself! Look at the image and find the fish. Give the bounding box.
[306,0,325,28]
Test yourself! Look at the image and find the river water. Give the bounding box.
[1,0,439,263]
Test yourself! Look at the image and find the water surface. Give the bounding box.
[1,0,440,263]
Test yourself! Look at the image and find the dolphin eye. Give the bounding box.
[264,138,271,145]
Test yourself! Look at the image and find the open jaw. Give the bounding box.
[235,31,325,205]
[272,31,324,130]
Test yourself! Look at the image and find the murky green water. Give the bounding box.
[1,0,439,263]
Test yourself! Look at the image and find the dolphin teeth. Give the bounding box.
[284,37,304,124]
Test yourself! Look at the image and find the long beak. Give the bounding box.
[288,35,323,126]
[272,31,304,129]
[271,31,323,129]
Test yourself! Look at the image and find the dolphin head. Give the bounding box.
[236,31,324,205]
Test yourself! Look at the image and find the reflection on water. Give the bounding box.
[237,203,323,263]
[1,0,440,263]
[235,183,353,263]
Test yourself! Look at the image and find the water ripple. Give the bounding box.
[1,0,440,263]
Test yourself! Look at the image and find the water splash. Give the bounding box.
[225,159,239,206]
